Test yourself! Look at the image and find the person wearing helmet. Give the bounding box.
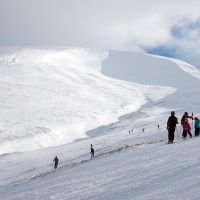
[167,111,178,144]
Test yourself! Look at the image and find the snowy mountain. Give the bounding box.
[0,47,175,155]
[0,47,200,200]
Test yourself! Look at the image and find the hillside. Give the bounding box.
[0,47,200,200]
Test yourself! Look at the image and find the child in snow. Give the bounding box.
[194,117,200,136]
[90,144,94,159]
[182,119,192,139]
[181,112,193,138]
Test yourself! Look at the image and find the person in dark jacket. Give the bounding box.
[167,111,178,144]
[90,144,94,159]
[53,156,59,169]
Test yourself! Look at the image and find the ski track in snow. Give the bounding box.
[0,139,166,188]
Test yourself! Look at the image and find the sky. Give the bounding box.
[1,0,200,67]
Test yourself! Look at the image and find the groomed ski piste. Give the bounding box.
[0,47,200,200]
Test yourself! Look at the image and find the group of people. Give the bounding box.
[53,144,95,169]
[52,112,199,169]
[167,111,200,144]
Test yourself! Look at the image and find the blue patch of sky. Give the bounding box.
[146,46,179,59]
[171,26,183,38]
[146,25,184,59]
[146,19,200,67]
[187,19,200,29]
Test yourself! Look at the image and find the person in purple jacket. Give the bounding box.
[182,118,192,139]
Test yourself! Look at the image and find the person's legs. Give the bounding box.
[182,130,187,138]
[168,130,172,143]
[171,131,175,142]
[168,128,175,143]
[188,130,192,138]
[54,163,58,169]
[197,128,200,136]
[195,128,200,136]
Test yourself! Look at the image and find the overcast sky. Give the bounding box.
[1,0,200,66]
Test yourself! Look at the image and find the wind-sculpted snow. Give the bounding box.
[0,48,175,154]
[170,58,200,80]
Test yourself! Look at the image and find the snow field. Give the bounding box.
[0,48,175,154]
[0,47,200,199]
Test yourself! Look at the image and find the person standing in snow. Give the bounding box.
[90,144,94,159]
[182,119,192,138]
[53,156,59,169]
[194,117,200,136]
[181,112,193,138]
[167,111,178,144]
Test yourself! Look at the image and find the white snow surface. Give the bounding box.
[0,47,200,200]
[0,47,174,154]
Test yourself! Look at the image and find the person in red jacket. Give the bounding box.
[182,119,192,138]
[181,112,193,138]
[181,112,193,124]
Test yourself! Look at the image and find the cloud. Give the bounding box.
[147,19,200,67]
[1,0,200,66]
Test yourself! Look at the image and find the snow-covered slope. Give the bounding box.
[0,47,200,200]
[103,51,200,112]
[0,48,174,154]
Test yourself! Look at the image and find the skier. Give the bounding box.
[182,119,192,138]
[53,156,59,169]
[167,111,178,144]
[181,112,193,138]
[90,144,94,159]
[194,117,200,136]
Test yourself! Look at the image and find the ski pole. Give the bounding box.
[176,127,179,140]
[179,126,183,138]
[192,113,194,130]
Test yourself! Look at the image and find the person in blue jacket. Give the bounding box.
[194,117,200,136]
